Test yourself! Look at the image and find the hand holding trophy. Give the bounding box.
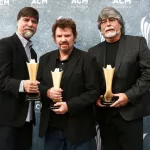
[50,68,63,109]
[101,65,118,106]
[26,59,40,101]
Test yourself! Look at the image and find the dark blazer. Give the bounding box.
[37,47,100,144]
[88,35,150,121]
[0,33,37,127]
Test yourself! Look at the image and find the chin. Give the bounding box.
[24,31,34,39]
[105,32,117,38]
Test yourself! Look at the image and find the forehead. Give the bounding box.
[19,16,37,21]
[101,17,117,20]
[55,27,73,34]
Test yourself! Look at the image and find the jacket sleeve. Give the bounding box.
[66,53,101,115]
[0,39,21,98]
[125,37,150,104]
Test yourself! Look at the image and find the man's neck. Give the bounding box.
[59,48,73,61]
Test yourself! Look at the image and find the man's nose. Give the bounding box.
[61,36,66,41]
[106,20,111,26]
[28,20,33,26]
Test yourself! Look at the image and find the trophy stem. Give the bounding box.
[102,65,116,106]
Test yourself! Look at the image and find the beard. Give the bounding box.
[102,26,121,38]
[103,30,120,38]
[23,30,35,39]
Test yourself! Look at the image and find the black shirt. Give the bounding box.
[105,40,119,67]
[105,40,120,116]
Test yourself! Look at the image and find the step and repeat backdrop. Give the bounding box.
[0,0,150,149]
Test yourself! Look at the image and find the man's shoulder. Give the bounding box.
[0,34,13,43]
[0,34,18,52]
[73,47,90,56]
[88,41,105,52]
[88,41,105,57]
[123,35,145,42]
[40,49,58,59]
[76,48,95,63]
[0,33,19,46]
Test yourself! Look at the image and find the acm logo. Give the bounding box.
[31,0,48,8]
[71,0,88,4]
[0,0,9,5]
[112,0,131,4]
[71,0,88,9]
[31,0,47,5]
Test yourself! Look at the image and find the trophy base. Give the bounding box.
[50,103,60,110]
[101,96,119,106]
[26,93,40,101]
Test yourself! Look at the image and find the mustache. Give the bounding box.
[60,42,68,45]
[105,26,115,32]
[24,27,35,32]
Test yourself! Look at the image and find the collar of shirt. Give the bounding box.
[16,32,33,48]
[16,32,33,61]
[56,47,75,62]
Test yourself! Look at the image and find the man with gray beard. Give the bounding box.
[0,7,39,150]
[88,7,150,150]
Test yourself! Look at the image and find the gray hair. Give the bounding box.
[97,7,125,34]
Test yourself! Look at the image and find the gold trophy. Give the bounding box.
[26,59,40,101]
[50,68,63,109]
[101,65,118,105]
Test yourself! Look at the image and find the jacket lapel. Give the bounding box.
[48,51,58,86]
[49,51,58,72]
[101,42,107,67]
[95,42,106,68]
[61,47,80,91]
[12,33,29,62]
[115,35,126,73]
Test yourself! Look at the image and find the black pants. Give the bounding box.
[99,112,143,150]
[0,122,33,150]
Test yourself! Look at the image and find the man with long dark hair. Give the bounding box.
[89,7,150,150]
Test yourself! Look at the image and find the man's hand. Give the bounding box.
[47,87,63,100]
[96,96,107,107]
[110,93,129,107]
[24,80,40,93]
[52,102,68,114]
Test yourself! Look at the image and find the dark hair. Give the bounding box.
[52,18,77,39]
[17,7,39,23]
[97,7,125,34]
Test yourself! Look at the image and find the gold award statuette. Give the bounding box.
[50,68,63,109]
[102,65,118,106]
[26,59,40,101]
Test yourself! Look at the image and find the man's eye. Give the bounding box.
[101,20,106,24]
[32,20,37,24]
[110,18,116,21]
[24,19,29,22]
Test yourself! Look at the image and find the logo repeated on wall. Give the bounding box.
[31,0,48,8]
[0,0,9,9]
[141,17,150,44]
[111,0,132,8]
[71,0,88,9]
